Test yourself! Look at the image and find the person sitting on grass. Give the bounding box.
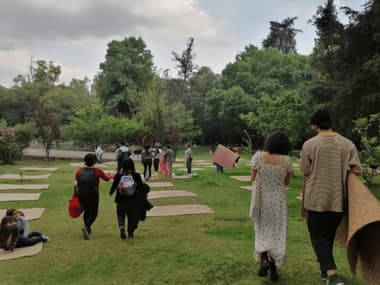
[5,208,48,239]
[0,216,50,252]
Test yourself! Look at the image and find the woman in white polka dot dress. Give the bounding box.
[249,131,293,282]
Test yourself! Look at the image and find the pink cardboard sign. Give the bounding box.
[211,144,239,169]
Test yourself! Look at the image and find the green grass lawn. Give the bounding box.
[0,148,378,285]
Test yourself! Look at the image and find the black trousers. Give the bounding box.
[78,193,99,229]
[153,158,159,172]
[186,158,192,174]
[307,210,343,273]
[143,160,152,179]
[116,203,139,234]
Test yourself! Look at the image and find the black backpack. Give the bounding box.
[77,168,97,195]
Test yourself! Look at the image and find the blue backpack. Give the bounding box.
[117,174,137,196]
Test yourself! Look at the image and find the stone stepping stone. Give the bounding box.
[192,159,207,163]
[240,185,255,191]
[147,182,174,188]
[0,184,49,191]
[293,163,299,167]
[0,243,43,261]
[178,168,205,171]
[172,175,193,179]
[147,204,213,217]
[20,167,59,171]
[0,174,51,180]
[0,193,41,202]
[193,162,213,166]
[69,163,109,168]
[240,185,290,191]
[230,176,251,182]
[172,164,186,168]
[0,208,45,220]
[148,190,197,200]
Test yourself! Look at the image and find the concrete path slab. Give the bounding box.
[147,182,174,188]
[0,243,43,261]
[148,190,197,200]
[240,185,255,191]
[230,176,251,182]
[192,159,207,163]
[193,162,213,166]
[0,208,45,220]
[0,193,41,202]
[20,167,59,171]
[178,168,205,171]
[172,175,192,179]
[147,204,213,217]
[0,174,51,180]
[0,184,49,191]
[69,163,110,168]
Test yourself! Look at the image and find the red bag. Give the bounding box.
[68,195,83,218]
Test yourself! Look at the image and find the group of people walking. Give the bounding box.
[250,109,361,285]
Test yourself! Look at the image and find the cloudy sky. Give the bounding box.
[0,0,365,87]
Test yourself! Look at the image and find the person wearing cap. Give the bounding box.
[300,109,362,285]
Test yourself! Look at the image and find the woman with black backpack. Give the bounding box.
[109,158,152,240]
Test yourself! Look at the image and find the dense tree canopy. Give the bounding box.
[96,37,155,116]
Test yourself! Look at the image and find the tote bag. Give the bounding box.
[68,195,83,218]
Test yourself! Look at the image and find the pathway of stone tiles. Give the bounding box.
[0,174,51,180]
[0,193,41,201]
[148,190,196,200]
[229,176,251,182]
[0,208,45,220]
[20,167,59,171]
[147,204,213,217]
[147,182,174,188]
[0,184,49,191]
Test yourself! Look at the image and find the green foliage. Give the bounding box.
[14,123,36,149]
[34,100,61,160]
[62,102,147,147]
[31,59,61,84]
[220,47,315,146]
[0,128,25,164]
[96,37,154,116]
[262,17,302,54]
[353,113,380,185]
[172,37,196,81]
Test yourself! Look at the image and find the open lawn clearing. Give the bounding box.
[0,154,373,284]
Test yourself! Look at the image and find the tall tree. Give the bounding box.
[172,37,196,81]
[262,17,302,54]
[96,37,154,116]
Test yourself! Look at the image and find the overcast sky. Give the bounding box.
[0,0,365,87]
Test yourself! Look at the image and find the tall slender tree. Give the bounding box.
[262,17,302,54]
[172,37,196,81]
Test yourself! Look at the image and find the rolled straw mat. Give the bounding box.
[0,193,41,201]
[336,174,380,285]
[147,204,213,217]
[0,208,45,221]
[0,243,43,261]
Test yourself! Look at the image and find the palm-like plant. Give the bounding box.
[262,17,302,54]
